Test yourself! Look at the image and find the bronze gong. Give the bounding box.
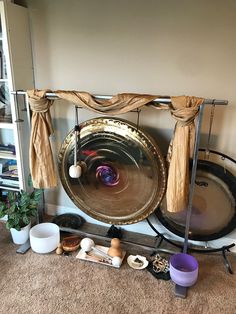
[58,117,167,225]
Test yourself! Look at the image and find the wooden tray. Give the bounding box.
[76,244,126,268]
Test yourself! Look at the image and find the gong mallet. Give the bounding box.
[80,238,122,267]
[69,124,82,178]
[69,106,82,178]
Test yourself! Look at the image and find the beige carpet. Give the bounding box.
[0,223,236,314]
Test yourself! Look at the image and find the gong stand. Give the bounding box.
[12,91,231,298]
[146,218,235,274]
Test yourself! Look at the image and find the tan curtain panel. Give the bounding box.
[28,90,57,189]
[166,96,204,212]
[27,89,204,213]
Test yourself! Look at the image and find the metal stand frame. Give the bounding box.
[147,215,234,298]
[12,91,231,298]
[146,218,235,274]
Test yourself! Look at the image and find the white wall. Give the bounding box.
[17,0,236,249]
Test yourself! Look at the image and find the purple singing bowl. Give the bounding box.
[169,253,199,287]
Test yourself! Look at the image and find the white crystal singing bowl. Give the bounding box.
[30,223,60,254]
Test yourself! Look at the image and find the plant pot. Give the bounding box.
[10,222,31,245]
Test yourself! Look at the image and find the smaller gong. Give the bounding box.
[156,158,236,241]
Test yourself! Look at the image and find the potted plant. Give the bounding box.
[0,189,42,244]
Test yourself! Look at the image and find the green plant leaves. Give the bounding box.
[22,215,30,226]
[8,205,17,214]
[11,213,20,225]
[31,189,43,202]
[0,203,7,218]
[7,192,16,203]
[0,188,42,230]
[5,221,11,230]
[6,219,21,231]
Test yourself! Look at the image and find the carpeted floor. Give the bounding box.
[0,223,236,314]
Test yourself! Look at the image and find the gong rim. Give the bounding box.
[155,159,236,241]
[58,117,167,225]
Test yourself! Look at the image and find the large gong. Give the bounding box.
[156,158,236,241]
[58,117,167,225]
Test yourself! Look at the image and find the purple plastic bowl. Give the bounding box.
[169,253,198,287]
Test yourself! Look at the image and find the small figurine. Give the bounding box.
[108,238,122,258]
[56,243,63,255]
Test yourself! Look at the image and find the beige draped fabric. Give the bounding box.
[28,89,57,188]
[55,90,164,114]
[166,96,204,212]
[27,89,204,213]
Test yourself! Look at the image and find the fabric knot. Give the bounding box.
[29,97,53,113]
[170,107,199,126]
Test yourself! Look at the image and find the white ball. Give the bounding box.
[69,165,82,178]
[112,256,122,267]
[80,238,95,252]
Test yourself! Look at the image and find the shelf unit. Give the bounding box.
[0,1,34,193]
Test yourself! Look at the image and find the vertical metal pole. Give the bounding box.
[183,104,205,253]
[175,104,205,299]
[75,106,79,125]
[14,91,24,122]
[24,92,31,129]
[74,106,78,166]
[75,106,81,163]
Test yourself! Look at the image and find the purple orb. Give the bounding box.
[96,164,120,186]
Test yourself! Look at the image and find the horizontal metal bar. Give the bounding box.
[203,99,228,106]
[11,90,228,106]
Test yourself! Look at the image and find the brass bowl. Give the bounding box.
[58,117,167,225]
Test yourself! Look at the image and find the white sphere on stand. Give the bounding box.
[80,238,95,252]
